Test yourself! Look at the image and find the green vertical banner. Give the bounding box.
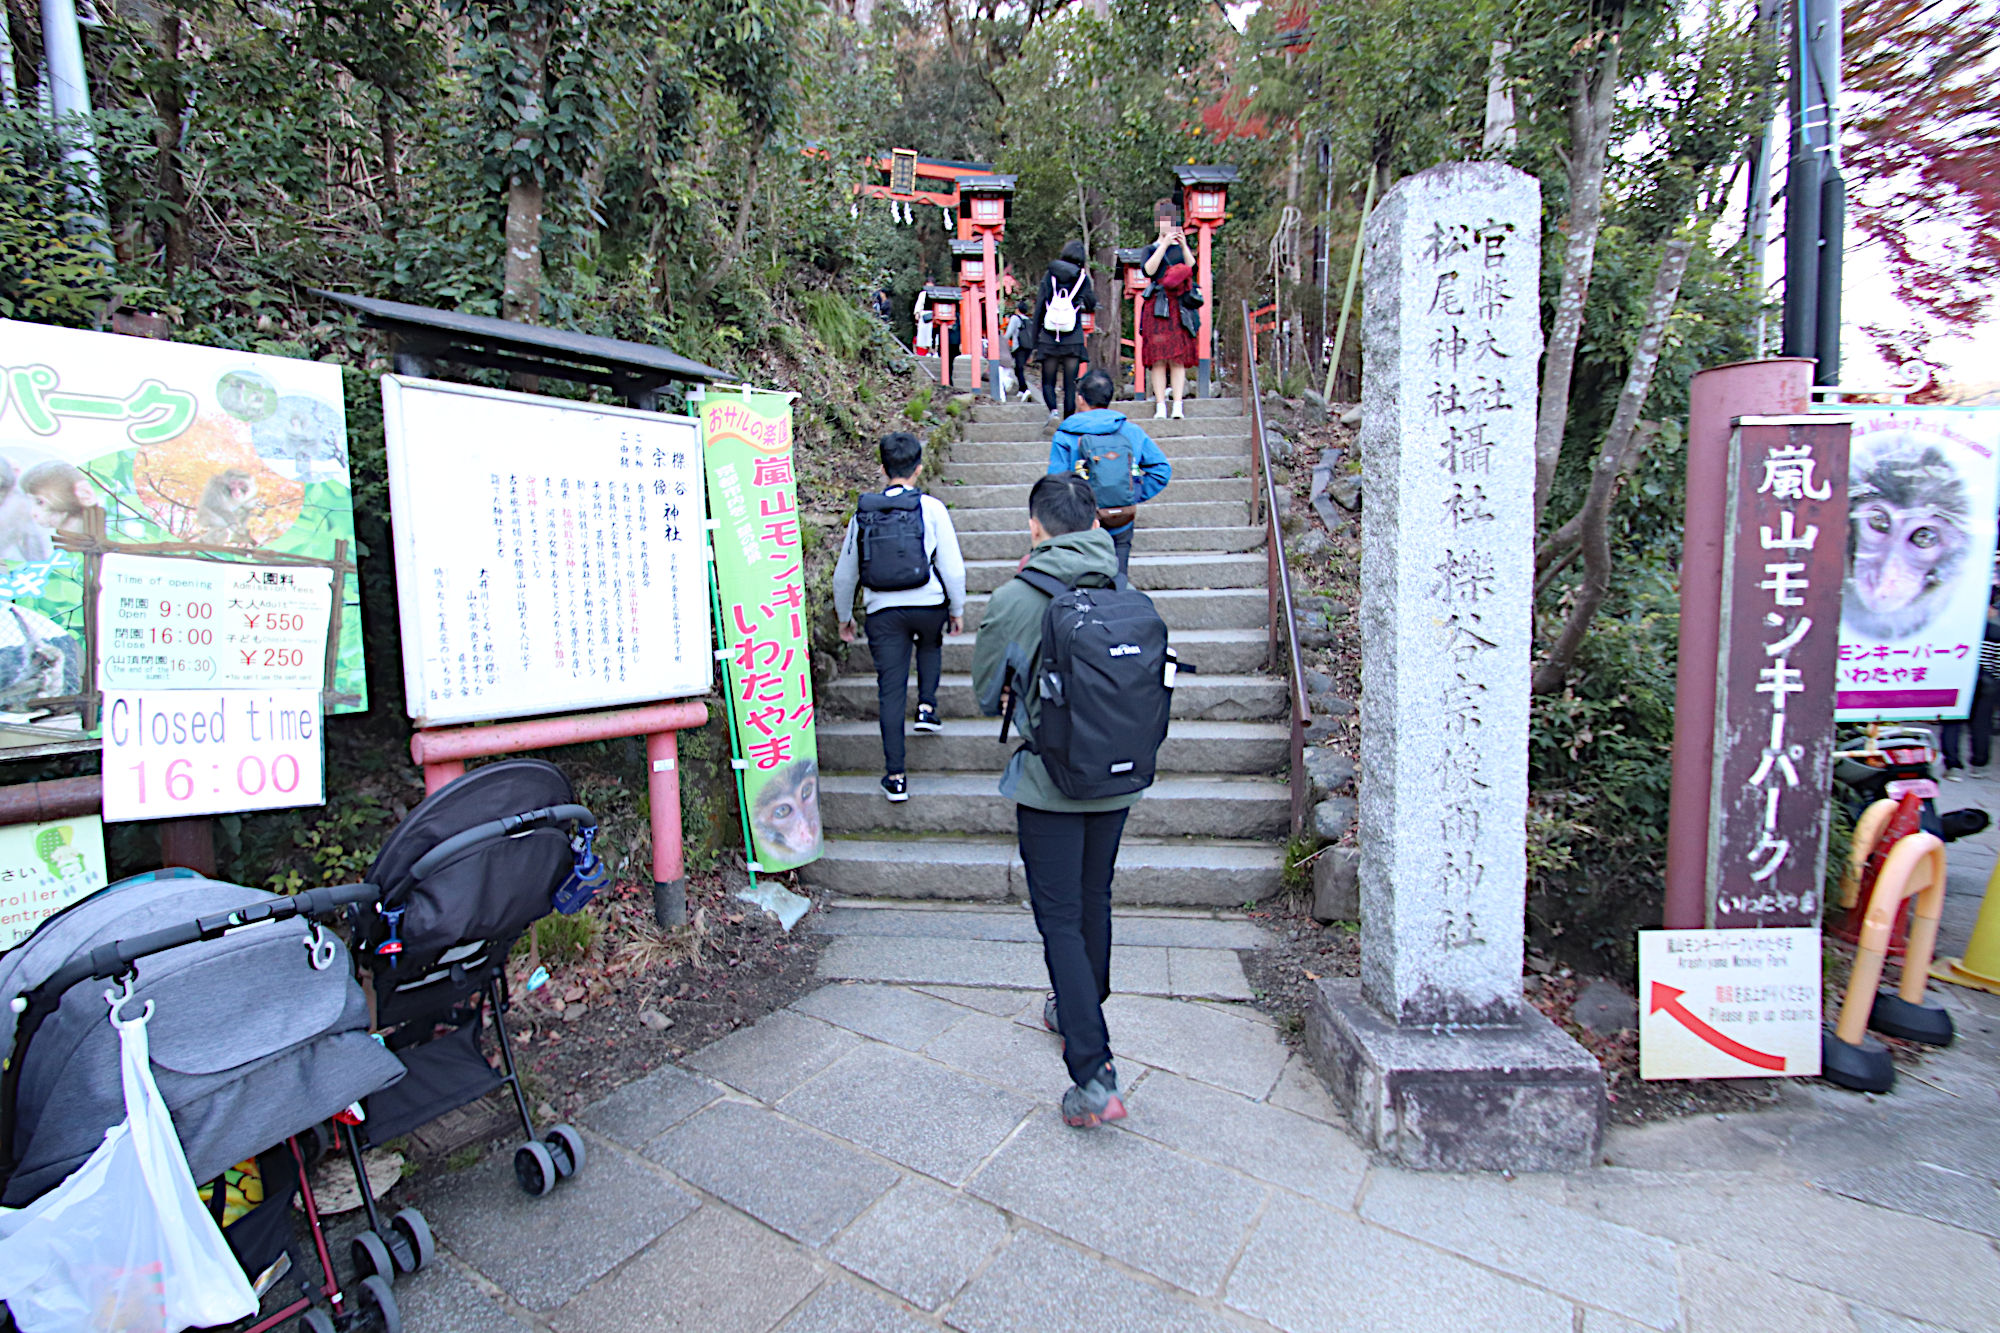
[697,388,822,873]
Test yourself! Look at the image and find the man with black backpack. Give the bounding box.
[834,432,967,802]
[1049,369,1173,579]
[973,473,1180,1128]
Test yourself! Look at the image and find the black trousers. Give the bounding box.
[1108,522,1133,578]
[1041,354,1080,419]
[1016,803,1129,1085]
[1012,348,1031,395]
[864,603,947,774]
[1942,673,1999,769]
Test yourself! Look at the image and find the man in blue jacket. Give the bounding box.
[1047,369,1172,579]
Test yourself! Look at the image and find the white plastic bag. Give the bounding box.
[0,989,257,1333]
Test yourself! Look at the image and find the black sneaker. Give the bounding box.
[913,703,942,733]
[881,774,908,802]
[1061,1062,1125,1129]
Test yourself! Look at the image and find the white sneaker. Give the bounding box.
[1171,401,1185,420]
[1019,390,1033,403]
[1152,402,1168,419]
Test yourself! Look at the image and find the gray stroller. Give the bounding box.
[0,870,408,1331]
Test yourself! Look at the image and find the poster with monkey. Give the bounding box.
[0,321,366,750]
[1834,407,2000,722]
[696,387,822,874]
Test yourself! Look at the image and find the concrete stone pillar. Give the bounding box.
[1307,161,1606,1173]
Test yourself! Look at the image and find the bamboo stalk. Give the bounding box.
[1321,166,1377,404]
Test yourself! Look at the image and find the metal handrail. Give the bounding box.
[1239,300,1314,838]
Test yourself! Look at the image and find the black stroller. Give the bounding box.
[0,871,408,1332]
[338,758,600,1286]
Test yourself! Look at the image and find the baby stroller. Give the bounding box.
[338,758,599,1286]
[0,871,408,1331]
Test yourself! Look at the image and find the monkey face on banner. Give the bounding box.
[1835,408,2000,723]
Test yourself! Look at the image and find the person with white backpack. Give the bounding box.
[1031,239,1097,427]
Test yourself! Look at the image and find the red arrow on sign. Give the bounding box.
[1649,983,1787,1072]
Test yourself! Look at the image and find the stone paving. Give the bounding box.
[383,901,2000,1332]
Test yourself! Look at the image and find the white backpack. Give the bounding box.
[1043,274,1083,335]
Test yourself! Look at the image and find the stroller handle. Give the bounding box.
[407,803,596,883]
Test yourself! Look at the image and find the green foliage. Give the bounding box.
[902,385,933,422]
[801,291,875,361]
[266,799,387,893]
[524,911,600,967]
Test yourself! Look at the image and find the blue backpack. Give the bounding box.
[1073,431,1139,510]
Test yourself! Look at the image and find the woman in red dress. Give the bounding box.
[1139,199,1199,419]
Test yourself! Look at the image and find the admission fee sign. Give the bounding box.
[696,388,822,874]
[1639,928,1822,1080]
[381,377,711,726]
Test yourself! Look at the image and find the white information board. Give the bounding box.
[1639,928,1822,1080]
[97,554,332,691]
[381,377,711,726]
[100,689,325,821]
[0,815,108,948]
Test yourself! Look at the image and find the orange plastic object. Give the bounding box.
[1836,793,1921,957]
[1833,832,1948,1047]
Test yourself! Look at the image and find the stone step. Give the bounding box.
[964,585,1269,632]
[812,903,1269,951]
[960,551,1267,595]
[822,671,1287,722]
[799,835,1286,906]
[962,418,1248,444]
[956,525,1264,561]
[940,476,1251,510]
[942,454,1253,486]
[945,438,1251,466]
[840,627,1272,678]
[820,772,1290,839]
[948,498,1251,532]
[816,716,1288,774]
[974,396,1242,423]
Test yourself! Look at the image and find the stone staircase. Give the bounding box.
[802,396,1291,907]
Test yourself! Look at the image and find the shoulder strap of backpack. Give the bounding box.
[1015,568,1070,599]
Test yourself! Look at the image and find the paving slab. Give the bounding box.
[550,1205,823,1333]
[916,984,1040,1016]
[816,934,1175,996]
[967,1114,1267,1294]
[1677,1250,1862,1333]
[1266,1053,1343,1124]
[1581,1314,1660,1333]
[1099,993,1290,1098]
[414,1143,697,1311]
[792,982,973,1050]
[813,905,1267,951]
[776,1279,938,1333]
[1846,1306,1961,1333]
[646,1100,899,1246]
[1553,1168,2000,1331]
[943,1231,1238,1333]
[1223,1191,1575,1333]
[685,1010,861,1103]
[1165,947,1254,1000]
[576,1062,724,1150]
[827,1176,1009,1310]
[1816,1160,2000,1240]
[388,1260,535,1332]
[921,1009,1102,1101]
[778,1043,1034,1185]
[1358,1168,1680,1330]
[1120,1070,1368,1209]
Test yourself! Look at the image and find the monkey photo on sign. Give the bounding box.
[1844,436,1973,642]
[0,459,55,564]
[20,462,101,537]
[749,757,822,862]
[195,468,261,547]
[0,603,81,713]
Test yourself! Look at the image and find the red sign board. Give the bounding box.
[1705,416,1852,928]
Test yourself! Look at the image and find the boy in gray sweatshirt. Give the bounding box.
[833,432,968,802]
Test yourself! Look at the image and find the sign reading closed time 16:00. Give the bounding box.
[96,554,332,691]
[100,689,325,821]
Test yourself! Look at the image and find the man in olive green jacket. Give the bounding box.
[972,473,1138,1128]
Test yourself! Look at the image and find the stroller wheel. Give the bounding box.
[390,1208,435,1273]
[350,1229,394,1284]
[359,1274,401,1333]
[514,1140,558,1197]
[302,1120,334,1169]
[545,1124,586,1179]
[299,1306,336,1333]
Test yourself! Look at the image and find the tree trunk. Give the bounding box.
[1530,36,1620,529]
[1531,238,1692,695]
[149,12,191,275]
[376,94,401,207]
[500,13,549,324]
[693,138,763,300]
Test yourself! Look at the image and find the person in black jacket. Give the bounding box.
[1032,239,1097,427]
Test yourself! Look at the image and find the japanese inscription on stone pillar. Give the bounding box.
[1707,417,1850,928]
[1358,163,1542,1028]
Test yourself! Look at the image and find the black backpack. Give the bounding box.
[856,490,931,591]
[1001,569,1185,800]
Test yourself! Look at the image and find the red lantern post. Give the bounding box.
[1174,164,1237,398]
[960,175,1015,400]
[1118,247,1149,397]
